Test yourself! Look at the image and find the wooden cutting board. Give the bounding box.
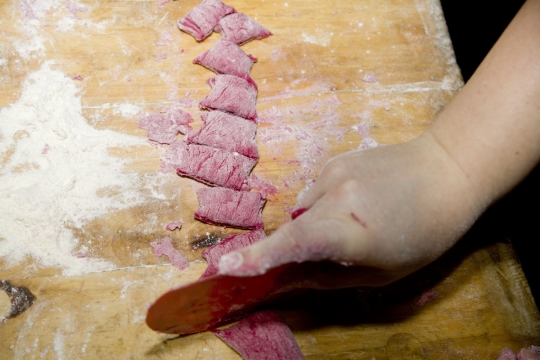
[1,0,539,358]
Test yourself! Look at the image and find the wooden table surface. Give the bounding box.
[1,0,539,358]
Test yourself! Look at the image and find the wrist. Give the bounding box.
[415,130,490,219]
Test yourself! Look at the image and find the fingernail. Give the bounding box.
[218,251,244,274]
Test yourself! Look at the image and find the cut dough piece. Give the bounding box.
[165,220,183,231]
[138,108,193,144]
[200,228,266,278]
[150,237,189,270]
[193,39,257,80]
[195,187,265,229]
[166,141,256,191]
[200,75,258,122]
[211,310,305,360]
[187,111,259,159]
[177,0,236,41]
[215,13,272,45]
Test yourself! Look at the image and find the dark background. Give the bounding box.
[439,0,539,307]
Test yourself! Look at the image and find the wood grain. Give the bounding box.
[1,0,539,358]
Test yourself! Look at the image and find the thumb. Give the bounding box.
[218,206,343,276]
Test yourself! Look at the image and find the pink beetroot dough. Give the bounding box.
[195,187,265,229]
[211,310,304,360]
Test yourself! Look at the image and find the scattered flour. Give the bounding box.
[301,29,333,47]
[119,279,144,299]
[56,15,77,32]
[258,95,346,182]
[0,62,149,276]
[13,28,46,60]
[114,103,142,118]
[53,330,65,360]
[14,0,59,59]
[18,0,60,21]
[352,112,380,150]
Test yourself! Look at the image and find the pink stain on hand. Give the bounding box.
[150,237,189,270]
[291,208,308,220]
[350,212,367,228]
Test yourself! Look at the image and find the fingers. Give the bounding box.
[294,156,352,212]
[217,221,328,276]
[218,202,347,277]
[218,150,384,280]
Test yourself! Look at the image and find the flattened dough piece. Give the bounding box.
[137,108,194,144]
[187,111,259,159]
[177,0,236,41]
[200,229,266,278]
[200,74,258,122]
[215,13,272,45]
[195,187,265,229]
[166,141,256,191]
[193,39,258,80]
[211,310,305,360]
[150,237,189,270]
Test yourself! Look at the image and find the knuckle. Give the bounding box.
[332,178,363,202]
[320,157,349,180]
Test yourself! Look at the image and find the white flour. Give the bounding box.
[0,62,150,276]
[14,0,59,59]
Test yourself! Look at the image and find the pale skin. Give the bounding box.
[219,0,540,353]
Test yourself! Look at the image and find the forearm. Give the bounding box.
[426,0,540,208]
